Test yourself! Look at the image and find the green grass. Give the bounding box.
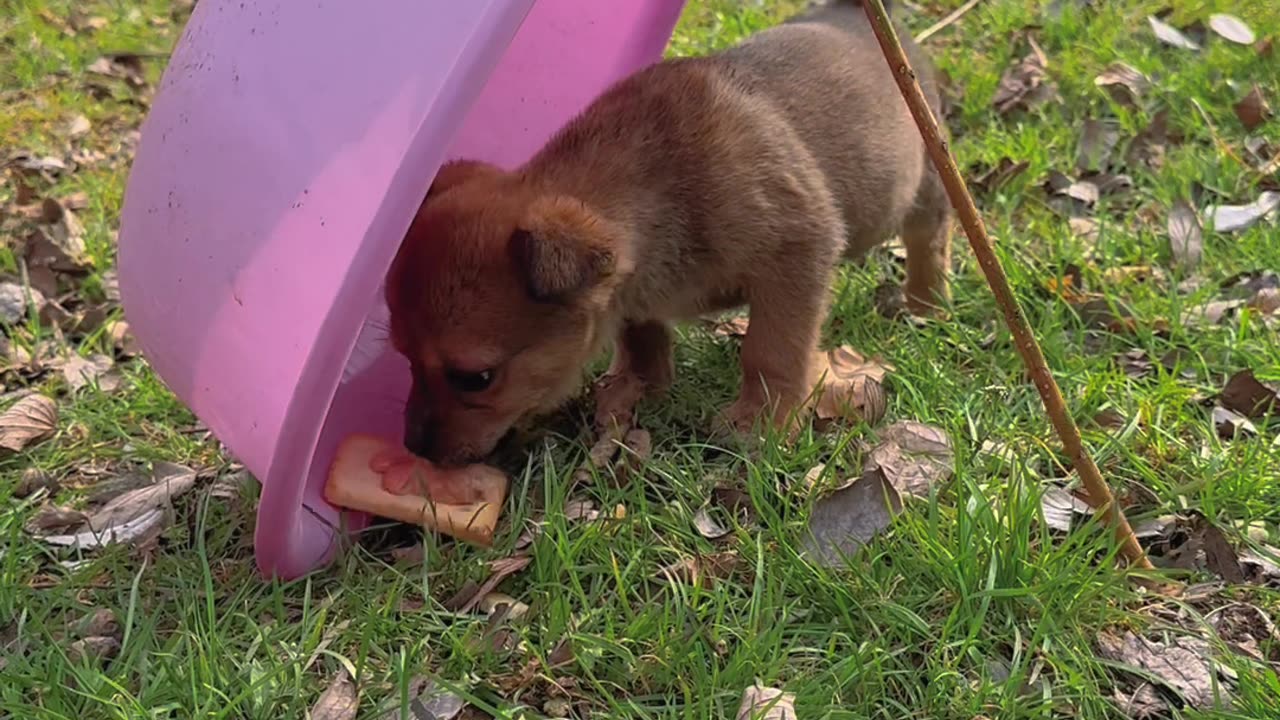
[3,0,1280,718]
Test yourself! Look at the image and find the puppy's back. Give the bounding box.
[709,0,941,250]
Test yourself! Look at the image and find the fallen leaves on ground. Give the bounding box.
[1077,118,1122,172]
[693,486,756,540]
[736,684,796,720]
[866,421,954,496]
[0,393,58,453]
[969,156,1030,195]
[802,467,901,567]
[1126,109,1169,170]
[1148,16,1200,51]
[1041,484,1094,532]
[1233,84,1272,131]
[31,462,197,549]
[479,592,530,621]
[374,678,468,720]
[59,353,118,392]
[1220,370,1280,419]
[87,52,149,89]
[0,280,46,325]
[1167,200,1203,269]
[655,551,741,588]
[1097,631,1229,712]
[444,555,531,614]
[66,635,121,665]
[1093,63,1148,108]
[693,506,730,540]
[310,670,359,720]
[992,35,1058,115]
[1205,191,1279,233]
[809,346,892,427]
[1208,13,1255,45]
[1212,405,1257,439]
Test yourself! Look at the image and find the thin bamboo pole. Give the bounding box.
[860,0,1154,571]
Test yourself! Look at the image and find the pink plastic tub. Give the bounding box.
[118,0,687,579]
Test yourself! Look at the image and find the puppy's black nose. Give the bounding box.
[402,409,437,461]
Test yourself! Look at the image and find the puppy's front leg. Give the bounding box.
[723,239,838,435]
[594,321,674,434]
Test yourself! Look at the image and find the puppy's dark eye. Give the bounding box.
[445,368,495,394]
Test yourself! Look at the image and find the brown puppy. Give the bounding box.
[385,0,951,465]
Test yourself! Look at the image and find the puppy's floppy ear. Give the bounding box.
[425,159,501,201]
[509,196,616,302]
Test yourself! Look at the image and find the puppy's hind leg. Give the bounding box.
[901,169,953,316]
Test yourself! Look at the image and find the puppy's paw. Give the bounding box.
[592,372,646,434]
[714,395,807,447]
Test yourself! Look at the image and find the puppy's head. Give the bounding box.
[385,160,628,465]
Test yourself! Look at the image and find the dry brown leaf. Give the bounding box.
[66,114,91,139]
[970,156,1030,194]
[1209,13,1255,45]
[13,468,58,498]
[1233,84,1272,132]
[67,636,120,665]
[310,670,359,720]
[1126,109,1169,170]
[1069,216,1100,243]
[1113,684,1167,718]
[60,354,115,392]
[1249,288,1280,315]
[1148,16,1200,50]
[872,279,907,319]
[1194,516,1245,584]
[24,506,88,534]
[803,467,901,567]
[0,393,58,453]
[76,608,120,640]
[867,421,953,496]
[736,684,796,720]
[1207,191,1279,232]
[810,347,891,426]
[1167,199,1203,269]
[479,592,529,621]
[1212,406,1257,439]
[106,320,141,358]
[1093,63,1148,108]
[992,36,1058,115]
[1090,408,1130,431]
[1041,485,1093,532]
[446,555,532,613]
[1210,602,1280,661]
[1220,370,1280,419]
[1,281,47,325]
[36,463,198,549]
[693,506,730,540]
[1077,118,1121,172]
[1182,298,1244,326]
[375,678,467,720]
[1097,632,1228,710]
[655,551,740,587]
[87,53,148,87]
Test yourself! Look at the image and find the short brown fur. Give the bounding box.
[385,0,951,464]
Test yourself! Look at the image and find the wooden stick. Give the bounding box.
[860,0,1154,571]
